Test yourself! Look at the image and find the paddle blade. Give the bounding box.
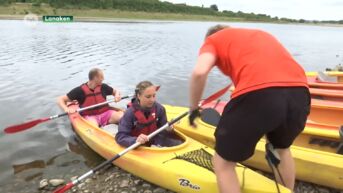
[201,108,221,127]
[200,84,231,107]
[4,118,49,134]
[53,182,74,193]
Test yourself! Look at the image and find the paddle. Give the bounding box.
[4,95,132,134]
[53,85,229,193]
[200,99,222,127]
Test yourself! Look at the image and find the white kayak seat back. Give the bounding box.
[102,124,119,136]
[316,71,338,83]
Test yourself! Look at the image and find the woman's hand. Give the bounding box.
[166,125,174,132]
[136,134,149,144]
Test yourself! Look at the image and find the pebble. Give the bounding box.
[48,179,65,186]
[119,179,130,188]
[104,176,112,182]
[77,182,85,189]
[39,179,48,189]
[85,178,92,184]
[142,183,151,188]
[134,179,142,185]
[153,187,166,193]
[144,190,153,193]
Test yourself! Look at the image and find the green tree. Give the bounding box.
[210,4,218,11]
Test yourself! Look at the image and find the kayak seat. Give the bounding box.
[316,71,338,83]
[102,124,119,136]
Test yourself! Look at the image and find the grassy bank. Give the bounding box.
[0,3,247,22]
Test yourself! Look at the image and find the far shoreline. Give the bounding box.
[1,14,343,28]
[0,3,342,27]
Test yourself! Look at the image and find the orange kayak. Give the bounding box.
[226,85,343,128]
[202,100,341,139]
[310,98,343,127]
[310,87,343,102]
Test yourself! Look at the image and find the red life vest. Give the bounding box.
[80,83,110,116]
[130,102,158,137]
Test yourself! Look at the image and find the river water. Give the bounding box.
[0,19,342,192]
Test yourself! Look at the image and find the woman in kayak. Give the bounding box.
[115,81,181,147]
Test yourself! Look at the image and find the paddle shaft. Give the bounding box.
[57,95,132,119]
[4,95,132,134]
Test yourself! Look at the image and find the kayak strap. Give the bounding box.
[265,143,285,193]
[338,126,343,155]
[265,143,281,167]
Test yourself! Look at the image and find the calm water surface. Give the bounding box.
[0,19,343,192]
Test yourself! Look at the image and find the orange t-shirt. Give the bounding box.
[199,28,308,99]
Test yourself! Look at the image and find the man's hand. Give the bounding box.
[64,107,76,114]
[189,109,201,127]
[114,90,121,102]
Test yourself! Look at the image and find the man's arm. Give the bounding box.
[57,86,83,113]
[189,53,216,110]
[57,95,73,113]
[103,84,121,102]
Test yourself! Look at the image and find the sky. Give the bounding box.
[165,0,343,21]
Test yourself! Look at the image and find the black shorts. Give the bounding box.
[214,87,310,162]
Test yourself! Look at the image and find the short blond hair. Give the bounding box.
[88,68,102,80]
[205,24,229,38]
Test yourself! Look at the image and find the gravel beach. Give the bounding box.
[37,164,342,193]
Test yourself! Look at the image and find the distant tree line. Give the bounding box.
[0,0,341,24]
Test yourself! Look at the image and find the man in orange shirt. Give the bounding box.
[189,25,310,193]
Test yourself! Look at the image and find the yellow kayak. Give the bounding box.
[68,103,290,193]
[306,71,343,77]
[165,104,343,190]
